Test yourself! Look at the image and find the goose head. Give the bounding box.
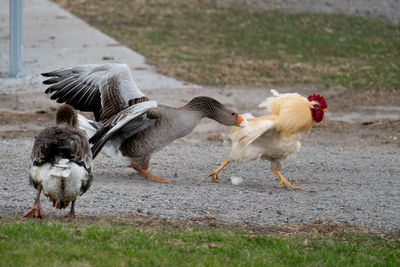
[56,104,78,129]
[184,96,245,127]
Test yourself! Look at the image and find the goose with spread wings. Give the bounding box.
[43,63,245,183]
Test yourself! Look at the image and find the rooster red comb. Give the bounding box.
[308,94,327,109]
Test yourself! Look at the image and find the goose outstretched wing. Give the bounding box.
[89,101,158,158]
[42,63,147,121]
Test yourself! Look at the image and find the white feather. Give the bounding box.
[271,89,279,96]
[30,160,87,203]
[78,114,99,139]
[98,140,132,167]
[241,112,254,119]
[230,176,243,185]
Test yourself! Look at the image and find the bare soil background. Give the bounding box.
[1,86,399,234]
[1,86,399,147]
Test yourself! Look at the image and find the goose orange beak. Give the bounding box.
[236,114,247,127]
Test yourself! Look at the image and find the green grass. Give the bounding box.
[1,219,399,266]
[54,0,400,90]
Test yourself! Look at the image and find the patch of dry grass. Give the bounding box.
[54,0,399,90]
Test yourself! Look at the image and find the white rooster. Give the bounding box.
[206,89,327,191]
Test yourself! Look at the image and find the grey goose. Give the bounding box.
[24,104,93,218]
[42,63,245,183]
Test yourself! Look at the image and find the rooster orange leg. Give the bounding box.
[23,184,45,218]
[271,168,304,191]
[131,161,173,183]
[206,158,231,183]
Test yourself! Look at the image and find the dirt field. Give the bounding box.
[1,86,399,233]
[1,86,399,147]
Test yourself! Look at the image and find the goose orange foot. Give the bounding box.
[23,201,45,219]
[63,201,76,218]
[64,212,75,218]
[131,161,173,183]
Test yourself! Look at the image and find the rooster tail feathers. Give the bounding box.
[258,89,280,111]
[258,89,305,117]
[270,89,279,97]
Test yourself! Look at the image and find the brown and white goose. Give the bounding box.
[42,63,245,183]
[24,104,93,218]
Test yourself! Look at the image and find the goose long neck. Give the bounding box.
[56,105,78,128]
[183,97,222,119]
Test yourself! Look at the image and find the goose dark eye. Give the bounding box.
[232,112,235,116]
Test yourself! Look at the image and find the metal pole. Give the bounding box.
[10,0,24,78]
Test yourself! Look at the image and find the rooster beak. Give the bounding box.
[236,114,247,127]
[323,108,328,112]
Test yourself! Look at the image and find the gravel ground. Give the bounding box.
[1,0,399,234]
[1,136,399,231]
[1,86,399,232]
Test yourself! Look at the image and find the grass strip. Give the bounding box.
[54,0,400,90]
[1,219,399,266]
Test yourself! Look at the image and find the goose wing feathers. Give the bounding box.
[42,64,146,121]
[32,126,92,171]
[89,101,158,158]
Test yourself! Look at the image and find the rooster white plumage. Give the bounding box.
[206,89,327,191]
